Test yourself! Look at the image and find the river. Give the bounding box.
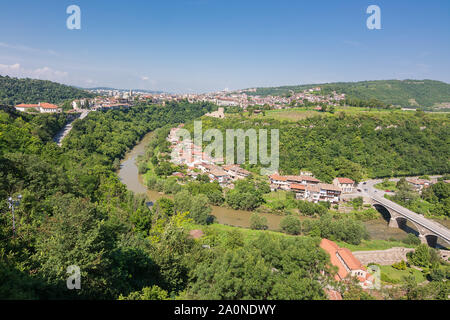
[118,131,409,240]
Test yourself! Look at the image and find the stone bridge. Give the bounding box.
[370,195,450,248]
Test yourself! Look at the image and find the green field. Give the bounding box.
[337,239,415,252]
[375,180,398,192]
[258,107,327,121]
[235,106,448,122]
[379,265,426,284]
[185,222,416,251]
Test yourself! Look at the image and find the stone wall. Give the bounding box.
[353,247,449,265]
[353,247,415,266]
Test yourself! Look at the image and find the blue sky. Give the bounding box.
[0,0,449,93]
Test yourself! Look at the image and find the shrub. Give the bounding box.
[402,233,421,246]
[250,214,268,230]
[392,260,407,270]
[279,216,302,235]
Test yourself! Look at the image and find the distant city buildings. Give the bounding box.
[85,86,346,111]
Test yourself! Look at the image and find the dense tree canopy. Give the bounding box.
[0,75,94,105]
[188,112,450,181]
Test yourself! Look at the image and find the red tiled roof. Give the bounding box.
[301,175,320,183]
[336,177,355,184]
[39,103,59,109]
[269,173,287,181]
[286,175,320,183]
[290,183,306,191]
[320,239,347,281]
[306,185,320,193]
[320,239,365,282]
[338,247,364,270]
[319,183,342,192]
[16,103,38,108]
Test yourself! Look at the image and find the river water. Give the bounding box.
[118,131,409,240]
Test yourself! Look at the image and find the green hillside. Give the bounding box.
[242,80,450,110]
[0,75,94,106]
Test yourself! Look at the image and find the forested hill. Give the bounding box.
[188,112,450,182]
[241,80,450,110]
[0,75,94,106]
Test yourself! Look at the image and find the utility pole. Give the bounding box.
[7,195,22,238]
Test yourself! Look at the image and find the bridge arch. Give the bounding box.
[373,204,391,222]
[394,217,420,237]
[422,234,438,248]
[372,203,421,237]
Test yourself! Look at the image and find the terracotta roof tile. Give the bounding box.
[337,177,355,184]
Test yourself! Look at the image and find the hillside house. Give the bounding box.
[333,177,355,194]
[223,164,250,180]
[318,183,342,203]
[406,178,431,192]
[320,239,374,289]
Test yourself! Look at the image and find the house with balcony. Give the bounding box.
[318,183,342,203]
[269,173,290,191]
[223,164,251,180]
[290,183,307,199]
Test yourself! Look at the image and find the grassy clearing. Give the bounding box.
[229,106,450,122]
[379,265,426,284]
[261,108,325,121]
[185,222,416,251]
[263,190,290,201]
[337,239,415,252]
[374,180,398,192]
[185,222,289,243]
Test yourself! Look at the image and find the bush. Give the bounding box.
[392,260,407,270]
[138,162,148,174]
[298,201,327,216]
[407,244,441,268]
[402,233,421,246]
[279,216,302,235]
[428,268,446,282]
[250,214,268,230]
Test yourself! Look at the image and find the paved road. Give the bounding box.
[358,179,450,244]
[53,110,90,146]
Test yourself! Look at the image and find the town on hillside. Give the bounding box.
[13,86,346,115]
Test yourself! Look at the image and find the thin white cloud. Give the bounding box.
[0,42,58,56]
[141,76,149,81]
[0,63,68,82]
